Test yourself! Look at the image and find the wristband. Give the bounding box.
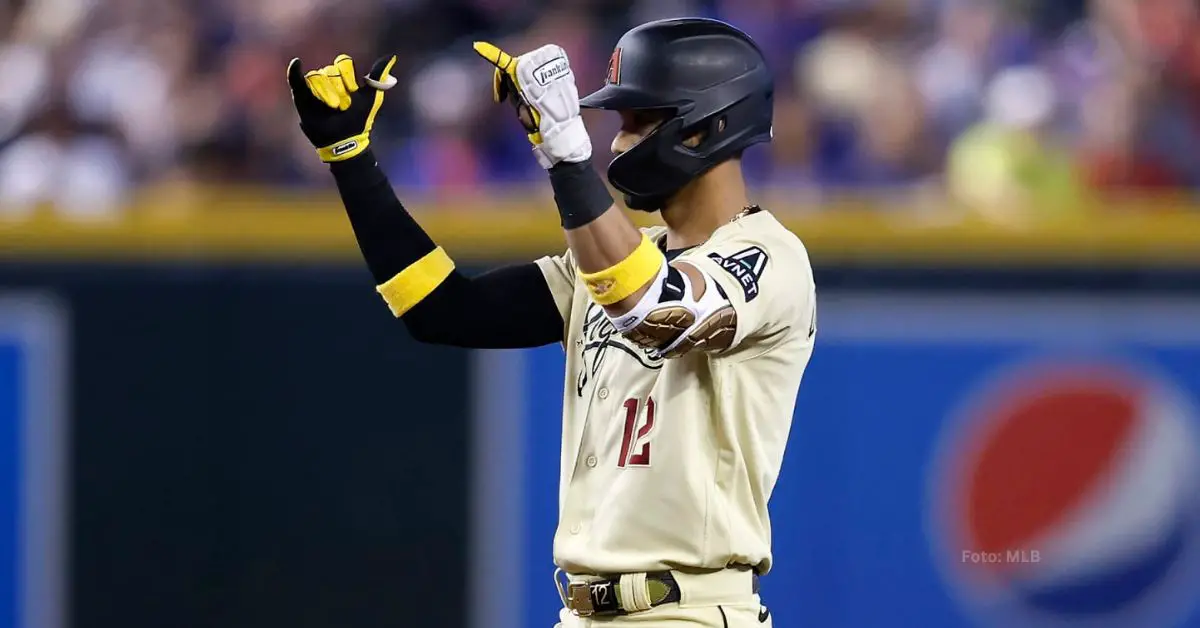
[579,234,665,305]
[549,160,613,229]
[376,247,456,317]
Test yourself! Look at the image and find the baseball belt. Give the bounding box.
[560,570,760,617]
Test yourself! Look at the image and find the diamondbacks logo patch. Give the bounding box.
[606,48,622,85]
[708,246,768,301]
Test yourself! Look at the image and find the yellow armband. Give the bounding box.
[579,234,665,306]
[375,247,456,317]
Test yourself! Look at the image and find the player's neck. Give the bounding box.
[660,161,749,251]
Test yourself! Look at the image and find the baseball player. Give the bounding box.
[287,17,815,628]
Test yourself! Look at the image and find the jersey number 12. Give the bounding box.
[618,396,656,468]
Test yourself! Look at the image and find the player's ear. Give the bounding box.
[683,116,721,148]
[682,130,707,148]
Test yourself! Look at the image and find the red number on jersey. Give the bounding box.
[618,396,656,468]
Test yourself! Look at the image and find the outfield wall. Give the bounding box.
[0,198,1198,628]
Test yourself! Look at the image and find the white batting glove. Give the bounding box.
[474,41,592,169]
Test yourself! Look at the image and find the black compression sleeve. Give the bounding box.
[328,151,564,349]
[330,150,435,285]
[403,263,564,348]
[548,159,613,229]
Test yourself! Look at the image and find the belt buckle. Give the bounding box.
[567,582,595,617]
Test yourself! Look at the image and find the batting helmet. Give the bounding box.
[580,18,774,211]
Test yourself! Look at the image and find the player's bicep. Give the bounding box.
[534,250,578,325]
[402,262,564,348]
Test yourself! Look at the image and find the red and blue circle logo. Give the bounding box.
[928,360,1200,628]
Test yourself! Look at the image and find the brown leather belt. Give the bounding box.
[564,571,760,617]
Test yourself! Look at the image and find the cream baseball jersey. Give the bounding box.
[534,209,817,576]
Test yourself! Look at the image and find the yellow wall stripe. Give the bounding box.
[1,190,1199,266]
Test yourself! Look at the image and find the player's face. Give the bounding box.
[612,109,710,154]
[612,109,667,155]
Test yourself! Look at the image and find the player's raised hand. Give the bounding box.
[286,54,398,162]
[473,41,591,169]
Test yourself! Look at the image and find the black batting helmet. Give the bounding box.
[580,17,774,211]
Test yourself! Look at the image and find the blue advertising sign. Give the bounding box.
[471,294,1200,628]
[0,296,67,628]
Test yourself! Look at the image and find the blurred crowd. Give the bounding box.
[0,0,1198,217]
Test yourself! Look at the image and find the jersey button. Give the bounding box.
[598,387,609,400]
[585,455,597,468]
[570,523,582,535]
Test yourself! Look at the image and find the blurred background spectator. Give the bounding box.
[1,4,1199,628]
[0,0,1196,216]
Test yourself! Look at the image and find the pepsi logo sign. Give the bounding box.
[927,360,1200,628]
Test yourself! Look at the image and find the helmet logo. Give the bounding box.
[606,48,622,85]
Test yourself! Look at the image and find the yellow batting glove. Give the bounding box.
[287,54,399,162]
[473,41,543,145]
[472,41,591,169]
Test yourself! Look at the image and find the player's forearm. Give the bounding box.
[564,209,641,271]
[330,150,444,287]
[330,151,563,348]
[330,150,463,323]
[549,160,658,312]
